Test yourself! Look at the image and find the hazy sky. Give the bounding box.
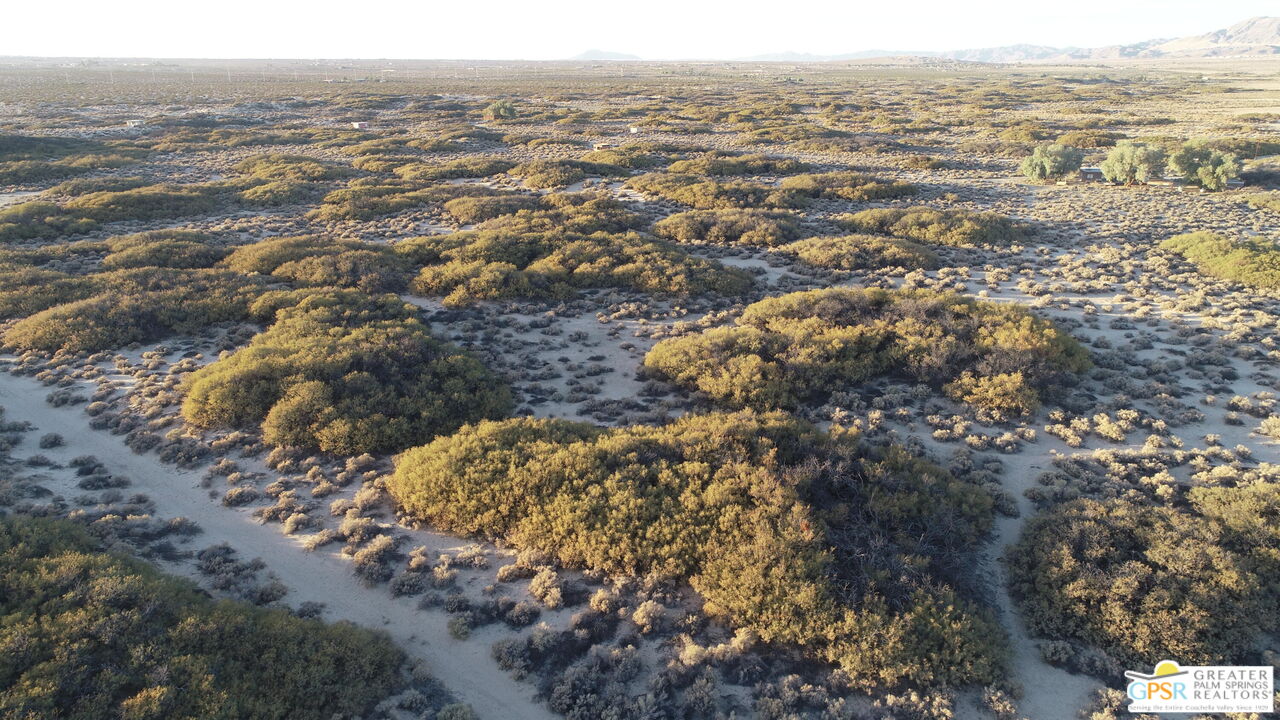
[5,1,1275,59]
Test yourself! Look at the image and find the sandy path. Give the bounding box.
[0,371,554,720]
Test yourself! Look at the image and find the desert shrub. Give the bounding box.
[900,155,945,170]
[225,235,411,293]
[579,143,681,169]
[403,229,751,306]
[0,134,147,183]
[651,208,807,247]
[483,100,518,121]
[837,206,1028,247]
[43,176,150,197]
[1054,130,1121,148]
[4,268,264,353]
[233,153,352,181]
[667,151,808,176]
[626,173,804,209]
[1020,144,1084,182]
[1006,488,1280,667]
[237,179,324,206]
[475,193,645,235]
[1100,142,1166,184]
[781,234,938,271]
[182,290,512,454]
[443,194,543,224]
[0,515,404,719]
[1243,192,1280,212]
[508,159,627,189]
[1161,231,1280,290]
[306,184,436,221]
[394,157,515,182]
[388,410,1006,689]
[645,287,1088,418]
[778,171,918,201]
[0,201,99,242]
[100,230,227,269]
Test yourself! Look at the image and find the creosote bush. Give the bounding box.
[0,515,405,719]
[651,208,806,247]
[389,410,1007,689]
[837,206,1028,247]
[645,288,1088,418]
[1007,486,1280,668]
[182,290,512,453]
[1161,231,1280,290]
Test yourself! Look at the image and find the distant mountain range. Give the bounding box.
[573,16,1280,64]
[572,49,642,61]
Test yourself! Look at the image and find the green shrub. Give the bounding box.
[233,153,352,181]
[645,288,1088,418]
[652,208,806,246]
[1054,130,1122,148]
[0,515,405,719]
[182,291,512,454]
[508,159,627,189]
[626,173,804,209]
[388,410,1006,689]
[837,206,1028,247]
[667,151,808,176]
[223,235,410,292]
[1243,192,1280,213]
[778,172,918,201]
[404,230,752,306]
[781,234,938,271]
[43,176,150,197]
[394,157,515,182]
[1160,231,1280,289]
[443,194,543,224]
[101,230,227,269]
[4,268,264,353]
[474,193,645,235]
[1006,488,1280,667]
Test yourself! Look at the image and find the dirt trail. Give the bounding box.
[0,371,555,720]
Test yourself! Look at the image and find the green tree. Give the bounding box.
[1166,142,1241,191]
[1020,144,1084,182]
[1100,141,1166,184]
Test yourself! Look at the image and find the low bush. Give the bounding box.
[1161,231,1280,290]
[0,515,404,719]
[101,230,227,269]
[389,410,1006,689]
[182,291,512,454]
[651,208,807,246]
[404,229,752,306]
[1007,487,1280,667]
[645,287,1088,418]
[625,173,804,209]
[837,206,1028,247]
[667,151,807,176]
[223,235,411,293]
[778,171,917,201]
[5,268,264,353]
[508,159,627,189]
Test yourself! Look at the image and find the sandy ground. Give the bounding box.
[0,370,555,720]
